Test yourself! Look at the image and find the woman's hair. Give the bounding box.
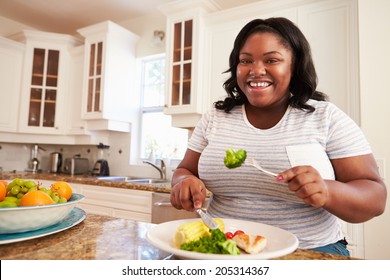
[215,17,327,112]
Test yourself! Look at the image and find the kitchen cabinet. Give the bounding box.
[66,45,89,135]
[11,30,81,134]
[77,21,139,132]
[160,1,219,128]
[69,183,152,222]
[0,37,24,132]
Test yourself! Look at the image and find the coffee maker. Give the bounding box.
[92,143,110,176]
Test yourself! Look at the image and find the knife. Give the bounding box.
[196,209,219,229]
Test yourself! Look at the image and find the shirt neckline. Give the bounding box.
[241,104,292,131]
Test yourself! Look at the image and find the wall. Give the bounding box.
[358,0,390,259]
[119,11,166,57]
[0,16,33,37]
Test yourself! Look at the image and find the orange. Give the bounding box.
[20,190,55,206]
[0,180,8,187]
[50,181,72,200]
[0,181,6,202]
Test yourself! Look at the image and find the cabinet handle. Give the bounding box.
[153,201,206,211]
[153,201,172,207]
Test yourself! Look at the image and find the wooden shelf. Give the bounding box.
[32,73,58,79]
[174,46,192,53]
[30,99,56,104]
[172,79,191,84]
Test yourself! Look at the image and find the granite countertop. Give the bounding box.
[0,213,354,260]
[0,172,172,193]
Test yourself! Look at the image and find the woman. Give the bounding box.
[170,17,386,255]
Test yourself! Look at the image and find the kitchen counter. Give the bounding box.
[0,172,172,193]
[0,213,354,260]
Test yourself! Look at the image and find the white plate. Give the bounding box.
[146,218,299,260]
[0,207,86,244]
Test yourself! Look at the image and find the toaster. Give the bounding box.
[63,158,90,175]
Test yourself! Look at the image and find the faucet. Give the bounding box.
[143,159,166,180]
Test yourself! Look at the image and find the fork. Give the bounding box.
[248,158,278,177]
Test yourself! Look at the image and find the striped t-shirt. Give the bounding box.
[188,100,372,249]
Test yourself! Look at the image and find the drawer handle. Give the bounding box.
[154,201,172,207]
[153,201,207,212]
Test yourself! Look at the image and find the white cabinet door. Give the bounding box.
[38,181,152,223]
[62,182,152,223]
[298,0,360,124]
[14,30,81,135]
[0,37,24,132]
[160,1,219,128]
[66,45,88,135]
[78,21,139,132]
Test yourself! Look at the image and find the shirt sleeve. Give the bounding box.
[326,103,372,159]
[187,109,214,153]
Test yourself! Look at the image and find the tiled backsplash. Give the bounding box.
[0,138,179,179]
[0,142,99,172]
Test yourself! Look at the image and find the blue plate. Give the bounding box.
[0,207,86,244]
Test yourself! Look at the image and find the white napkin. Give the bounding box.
[286,143,335,180]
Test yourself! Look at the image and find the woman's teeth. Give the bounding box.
[249,82,271,87]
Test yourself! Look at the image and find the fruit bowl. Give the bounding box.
[0,193,85,234]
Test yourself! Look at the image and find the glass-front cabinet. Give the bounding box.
[86,42,103,113]
[160,1,219,128]
[28,48,59,128]
[171,19,193,107]
[78,21,139,132]
[14,30,80,134]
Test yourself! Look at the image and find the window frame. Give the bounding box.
[137,53,188,161]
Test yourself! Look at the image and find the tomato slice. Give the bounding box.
[233,230,245,237]
[225,232,234,239]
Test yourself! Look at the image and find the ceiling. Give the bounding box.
[0,0,259,34]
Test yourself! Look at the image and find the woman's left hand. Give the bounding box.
[277,166,329,207]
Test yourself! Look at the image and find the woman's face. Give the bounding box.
[236,32,293,109]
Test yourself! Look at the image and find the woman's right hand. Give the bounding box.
[170,175,206,211]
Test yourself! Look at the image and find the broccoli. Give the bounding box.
[180,228,240,255]
[218,240,241,255]
[224,148,247,169]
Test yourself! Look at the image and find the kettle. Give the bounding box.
[50,152,62,173]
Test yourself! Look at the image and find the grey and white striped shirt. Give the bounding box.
[188,100,371,249]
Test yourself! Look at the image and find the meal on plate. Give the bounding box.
[174,219,267,255]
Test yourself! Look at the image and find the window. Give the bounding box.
[139,55,188,160]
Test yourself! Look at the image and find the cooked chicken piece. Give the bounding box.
[232,233,267,254]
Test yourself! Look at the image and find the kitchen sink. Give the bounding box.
[97,176,170,185]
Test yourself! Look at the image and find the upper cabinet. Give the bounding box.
[170,19,193,109]
[66,45,89,135]
[11,30,81,135]
[159,1,219,128]
[0,37,24,133]
[78,21,140,132]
